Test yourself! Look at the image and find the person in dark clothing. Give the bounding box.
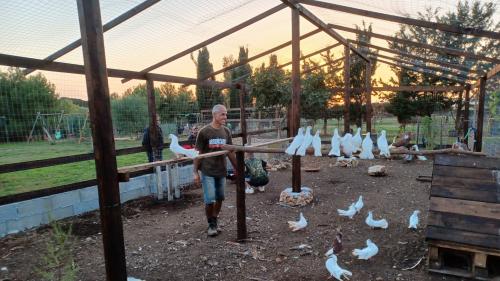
[244,154,270,194]
[142,114,164,162]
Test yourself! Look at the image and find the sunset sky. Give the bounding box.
[0,0,497,100]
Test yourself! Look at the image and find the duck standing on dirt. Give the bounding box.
[365,211,388,229]
[329,128,341,157]
[296,126,313,156]
[325,253,352,281]
[352,239,379,260]
[285,127,304,155]
[288,212,308,232]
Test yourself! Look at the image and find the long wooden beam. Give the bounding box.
[374,57,467,83]
[0,53,234,88]
[199,28,323,81]
[486,64,500,79]
[278,42,342,69]
[281,0,369,62]
[328,23,500,64]
[301,0,500,39]
[350,39,483,75]
[121,4,287,83]
[301,56,344,74]
[25,0,161,75]
[373,52,475,81]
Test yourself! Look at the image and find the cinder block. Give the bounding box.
[0,222,6,237]
[50,206,75,220]
[6,219,20,235]
[120,189,145,203]
[51,191,80,208]
[74,200,99,215]
[120,177,147,193]
[0,203,19,222]
[79,186,98,202]
[17,197,52,217]
[18,213,49,230]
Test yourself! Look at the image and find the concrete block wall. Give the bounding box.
[0,164,195,238]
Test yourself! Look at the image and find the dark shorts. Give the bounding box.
[201,173,225,204]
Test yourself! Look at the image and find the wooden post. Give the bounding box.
[146,79,160,161]
[475,76,486,152]
[455,88,463,136]
[365,61,372,133]
[76,0,127,280]
[291,7,301,193]
[463,84,471,142]
[343,45,351,134]
[235,151,247,241]
[239,85,248,145]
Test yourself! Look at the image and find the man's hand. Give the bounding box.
[193,172,201,188]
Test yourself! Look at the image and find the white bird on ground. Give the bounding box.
[354,195,364,213]
[328,128,341,157]
[312,130,322,156]
[365,211,388,229]
[169,134,199,159]
[288,212,308,232]
[359,132,374,159]
[411,145,427,161]
[285,127,305,155]
[337,203,357,219]
[409,210,420,229]
[352,239,379,260]
[377,130,390,158]
[352,128,362,153]
[341,133,354,158]
[325,253,353,281]
[296,126,313,156]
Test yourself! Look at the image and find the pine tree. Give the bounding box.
[195,47,222,110]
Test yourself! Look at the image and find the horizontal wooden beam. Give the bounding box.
[329,85,466,93]
[301,0,500,39]
[328,23,500,64]
[486,64,500,79]
[24,0,161,75]
[281,0,369,62]
[0,53,234,88]
[350,39,483,75]
[278,42,342,69]
[121,4,287,83]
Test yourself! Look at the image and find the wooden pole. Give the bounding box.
[475,76,487,152]
[291,7,301,193]
[76,0,127,280]
[455,88,463,136]
[463,84,471,142]
[146,79,160,161]
[343,45,351,134]
[235,150,247,241]
[239,84,248,145]
[365,61,372,133]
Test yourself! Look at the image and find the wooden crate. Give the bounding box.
[426,154,500,280]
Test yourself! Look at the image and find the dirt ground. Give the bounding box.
[0,156,468,281]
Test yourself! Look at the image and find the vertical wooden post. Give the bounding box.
[475,76,486,152]
[455,88,463,136]
[343,46,351,134]
[463,84,471,143]
[365,61,372,133]
[146,79,160,161]
[239,84,247,146]
[235,150,247,241]
[291,7,301,193]
[76,1,127,280]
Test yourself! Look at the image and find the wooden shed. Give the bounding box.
[426,154,500,280]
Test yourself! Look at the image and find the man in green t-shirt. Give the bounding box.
[194,104,237,236]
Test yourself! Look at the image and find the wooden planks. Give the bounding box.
[427,226,500,249]
[432,165,495,181]
[434,154,499,170]
[430,197,500,221]
[428,211,500,236]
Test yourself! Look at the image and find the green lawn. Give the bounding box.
[0,139,173,197]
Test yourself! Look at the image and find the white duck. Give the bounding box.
[169,134,199,159]
[409,210,420,229]
[285,127,304,155]
[312,130,322,156]
[328,128,341,157]
[341,133,354,158]
[288,212,307,232]
[325,253,353,281]
[411,145,427,161]
[377,130,390,158]
[352,239,379,260]
[354,195,363,213]
[296,126,313,156]
[352,128,362,153]
[337,203,357,219]
[359,132,374,159]
[365,211,388,229]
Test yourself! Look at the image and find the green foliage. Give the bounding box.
[37,220,78,281]
[301,67,332,123]
[228,46,252,108]
[250,54,290,110]
[488,90,500,116]
[195,47,222,110]
[421,116,434,149]
[111,85,149,136]
[157,83,199,121]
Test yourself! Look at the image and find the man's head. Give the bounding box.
[211,104,227,127]
[155,114,161,126]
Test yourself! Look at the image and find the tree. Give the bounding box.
[157,83,198,122]
[250,54,290,110]
[228,46,252,108]
[110,84,149,136]
[195,47,222,110]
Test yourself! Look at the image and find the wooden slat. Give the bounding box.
[432,165,495,181]
[487,64,500,79]
[428,211,500,236]
[426,226,500,249]
[431,177,498,203]
[430,197,500,220]
[428,240,500,256]
[434,154,499,170]
[277,43,342,69]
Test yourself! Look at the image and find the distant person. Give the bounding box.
[182,126,199,149]
[193,104,237,237]
[244,153,270,194]
[142,114,164,162]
